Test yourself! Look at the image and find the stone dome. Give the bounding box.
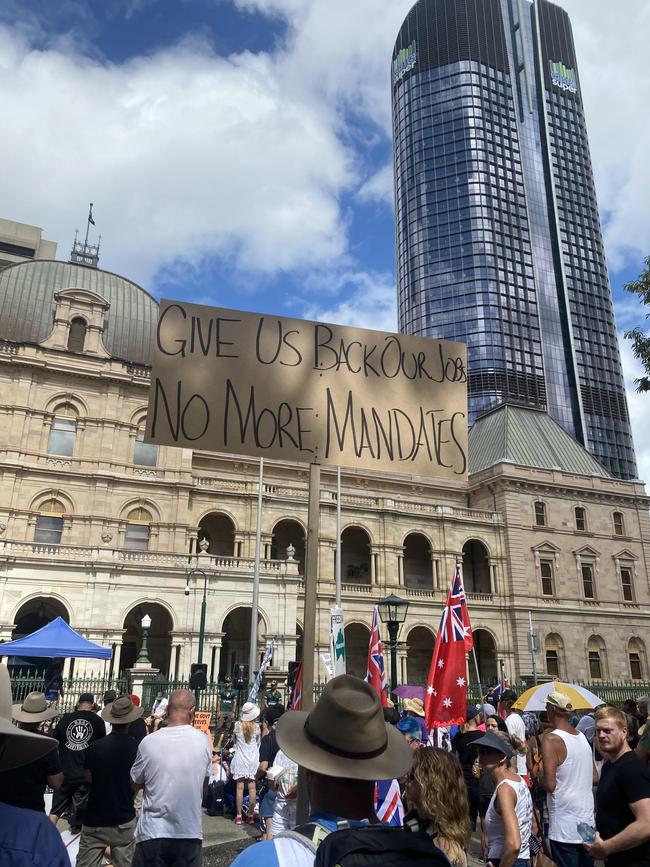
[0,259,158,366]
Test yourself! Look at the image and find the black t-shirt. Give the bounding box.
[84,733,138,826]
[0,747,61,812]
[259,730,279,767]
[54,711,106,781]
[128,717,147,745]
[596,750,650,867]
[452,730,483,786]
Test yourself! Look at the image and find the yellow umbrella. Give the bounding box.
[513,681,604,712]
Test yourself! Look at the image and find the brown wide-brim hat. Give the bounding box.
[12,691,58,724]
[276,674,412,781]
[101,695,144,725]
[0,667,57,771]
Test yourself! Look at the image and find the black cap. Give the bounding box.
[466,703,481,722]
[474,731,513,759]
[78,692,95,704]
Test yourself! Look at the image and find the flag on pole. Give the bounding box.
[366,605,388,707]
[247,639,275,703]
[88,203,95,226]
[288,662,303,710]
[424,561,474,728]
[374,779,404,826]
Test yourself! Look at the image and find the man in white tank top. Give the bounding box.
[537,690,597,867]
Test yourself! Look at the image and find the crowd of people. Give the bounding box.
[2,665,650,867]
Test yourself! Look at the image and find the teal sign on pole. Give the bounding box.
[330,608,346,676]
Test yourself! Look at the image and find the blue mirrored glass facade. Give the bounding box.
[392,0,637,479]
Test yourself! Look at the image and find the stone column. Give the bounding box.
[397,553,404,586]
[490,562,498,595]
[127,663,160,702]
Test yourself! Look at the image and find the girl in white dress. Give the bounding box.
[230,702,261,824]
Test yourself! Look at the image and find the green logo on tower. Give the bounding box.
[550,60,577,94]
[393,41,417,84]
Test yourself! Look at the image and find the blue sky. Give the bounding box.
[1,0,649,474]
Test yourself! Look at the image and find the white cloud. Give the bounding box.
[619,333,650,485]
[357,164,393,205]
[0,25,355,286]
[300,269,397,332]
[559,0,650,271]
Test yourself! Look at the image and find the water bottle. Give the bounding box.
[577,822,596,843]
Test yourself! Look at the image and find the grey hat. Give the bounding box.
[474,731,514,759]
[0,666,58,771]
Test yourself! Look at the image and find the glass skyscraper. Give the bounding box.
[392,0,637,479]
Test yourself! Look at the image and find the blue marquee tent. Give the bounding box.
[0,616,112,659]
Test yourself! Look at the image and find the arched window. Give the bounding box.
[124,507,152,551]
[67,317,87,352]
[34,499,65,545]
[587,636,606,680]
[544,634,563,678]
[47,404,77,456]
[534,501,547,527]
[133,426,157,467]
[575,506,587,532]
[629,639,646,681]
[613,512,625,536]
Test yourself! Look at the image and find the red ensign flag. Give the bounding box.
[424,561,474,728]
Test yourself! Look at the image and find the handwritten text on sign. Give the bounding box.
[145,301,468,479]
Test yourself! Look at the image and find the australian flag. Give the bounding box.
[424,561,474,728]
[366,605,388,707]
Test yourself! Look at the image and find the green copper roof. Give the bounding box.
[469,405,611,478]
[0,260,158,365]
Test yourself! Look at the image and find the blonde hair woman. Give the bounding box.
[230,702,261,825]
[404,746,471,866]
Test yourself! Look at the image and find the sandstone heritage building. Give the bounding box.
[0,227,649,688]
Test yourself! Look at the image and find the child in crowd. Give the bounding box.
[230,702,261,825]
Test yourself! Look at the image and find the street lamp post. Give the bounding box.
[377,593,409,696]
[137,613,152,665]
[185,568,208,707]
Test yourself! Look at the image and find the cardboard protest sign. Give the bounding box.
[193,710,213,751]
[146,301,467,479]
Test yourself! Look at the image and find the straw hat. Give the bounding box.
[240,702,260,722]
[276,674,412,781]
[0,665,58,771]
[403,697,425,717]
[12,692,58,724]
[101,695,144,725]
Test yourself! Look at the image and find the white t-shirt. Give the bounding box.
[131,724,212,842]
[270,749,298,836]
[505,713,528,776]
[152,697,168,718]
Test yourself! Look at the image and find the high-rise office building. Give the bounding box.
[392,0,637,479]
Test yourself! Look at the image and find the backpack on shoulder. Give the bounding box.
[280,822,452,867]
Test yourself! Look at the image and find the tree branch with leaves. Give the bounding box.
[624,255,650,392]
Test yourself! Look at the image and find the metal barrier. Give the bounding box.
[9,675,128,714]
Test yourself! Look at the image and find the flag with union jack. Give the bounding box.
[288,662,303,711]
[424,561,474,728]
[366,605,388,707]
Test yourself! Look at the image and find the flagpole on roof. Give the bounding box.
[84,203,95,247]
